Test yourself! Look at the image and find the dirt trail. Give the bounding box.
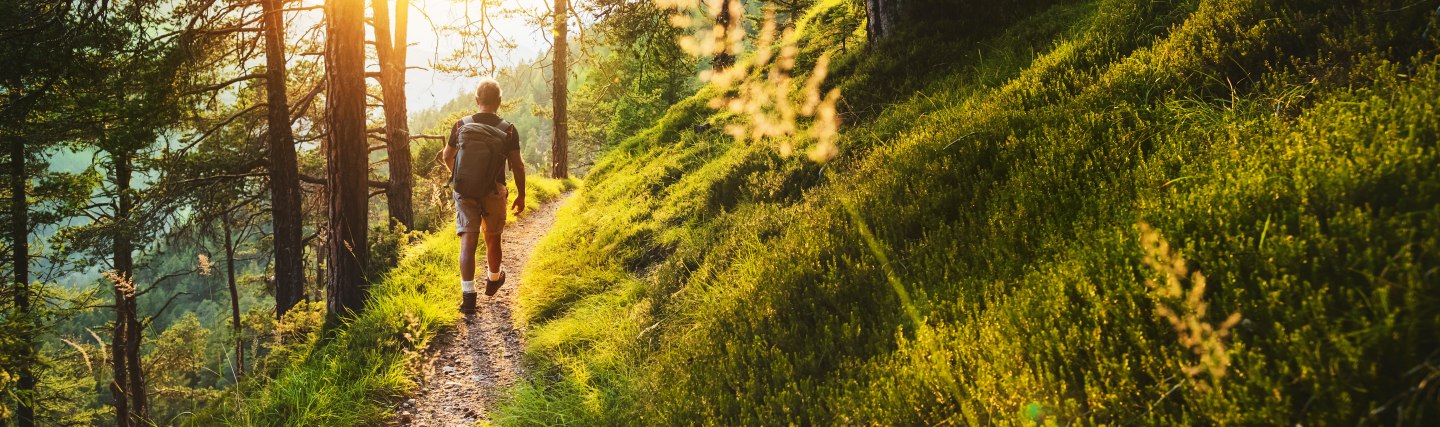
[397,194,570,426]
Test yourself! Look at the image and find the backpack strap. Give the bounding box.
[492,119,514,183]
[497,119,514,137]
[454,115,475,147]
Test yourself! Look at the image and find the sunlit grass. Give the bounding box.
[190,175,574,426]
[497,0,1440,424]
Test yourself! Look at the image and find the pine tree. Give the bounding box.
[259,0,307,319]
[551,0,571,179]
[323,0,372,320]
[373,0,415,230]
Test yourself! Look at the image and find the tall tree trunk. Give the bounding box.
[124,294,143,421]
[313,237,324,303]
[713,0,735,70]
[11,138,36,427]
[394,0,408,68]
[551,0,569,179]
[324,0,371,320]
[863,0,903,44]
[260,0,305,320]
[222,215,244,377]
[109,208,130,427]
[111,152,146,425]
[372,0,414,230]
[665,63,680,106]
[110,284,129,427]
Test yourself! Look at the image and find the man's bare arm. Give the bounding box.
[508,149,526,214]
[442,144,457,173]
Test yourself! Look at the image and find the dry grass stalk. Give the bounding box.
[654,1,842,162]
[1138,222,1242,391]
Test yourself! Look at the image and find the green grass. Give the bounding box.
[501,0,1440,425]
[189,175,575,426]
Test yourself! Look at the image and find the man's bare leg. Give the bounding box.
[460,232,480,283]
[484,231,503,279]
[459,232,481,314]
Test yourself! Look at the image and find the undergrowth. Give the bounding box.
[189,175,575,426]
[502,0,1440,425]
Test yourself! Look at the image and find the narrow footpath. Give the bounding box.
[398,193,570,426]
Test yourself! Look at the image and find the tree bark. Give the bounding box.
[111,151,146,425]
[313,236,324,303]
[110,283,129,427]
[324,0,371,320]
[260,0,305,319]
[394,0,408,67]
[124,294,143,422]
[863,0,903,44]
[713,0,735,70]
[551,0,569,179]
[11,137,36,427]
[109,198,130,427]
[222,215,244,377]
[372,0,414,230]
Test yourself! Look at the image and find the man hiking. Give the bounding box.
[442,77,526,315]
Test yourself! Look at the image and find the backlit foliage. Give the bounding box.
[103,272,136,299]
[655,0,842,162]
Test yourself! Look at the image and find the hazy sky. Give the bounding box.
[399,0,558,112]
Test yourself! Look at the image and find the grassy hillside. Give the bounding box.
[503,0,1440,425]
[189,176,574,425]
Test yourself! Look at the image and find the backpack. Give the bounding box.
[451,114,513,201]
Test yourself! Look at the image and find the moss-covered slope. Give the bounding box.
[507,0,1440,424]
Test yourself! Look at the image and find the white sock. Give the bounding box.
[461,280,475,293]
[488,268,503,281]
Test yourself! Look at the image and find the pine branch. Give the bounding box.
[185,73,266,95]
[143,292,194,329]
[297,174,389,189]
[181,103,269,153]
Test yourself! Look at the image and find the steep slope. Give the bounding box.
[504,0,1440,425]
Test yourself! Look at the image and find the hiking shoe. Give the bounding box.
[459,292,477,315]
[485,271,507,296]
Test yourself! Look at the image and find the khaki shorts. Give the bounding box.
[455,185,508,236]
